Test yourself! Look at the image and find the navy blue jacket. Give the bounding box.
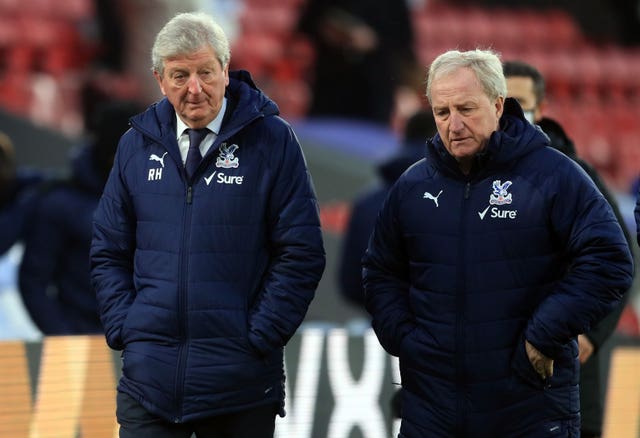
[18,146,104,334]
[0,170,43,254]
[339,141,425,307]
[363,99,633,437]
[90,71,325,423]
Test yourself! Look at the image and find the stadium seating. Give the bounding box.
[0,0,95,136]
[0,0,637,188]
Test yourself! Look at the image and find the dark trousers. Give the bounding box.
[117,391,277,438]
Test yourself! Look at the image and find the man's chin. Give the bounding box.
[448,143,472,154]
[181,111,211,127]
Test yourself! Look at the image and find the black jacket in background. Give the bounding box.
[338,140,425,307]
[538,116,633,436]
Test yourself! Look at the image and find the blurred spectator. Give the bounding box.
[0,132,45,254]
[297,0,418,126]
[0,131,47,340]
[18,100,140,335]
[504,59,635,438]
[339,109,436,308]
[612,0,640,45]
[338,108,436,419]
[93,0,128,71]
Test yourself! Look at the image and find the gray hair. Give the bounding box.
[151,12,231,76]
[426,49,507,104]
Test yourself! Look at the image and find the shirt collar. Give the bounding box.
[175,97,227,140]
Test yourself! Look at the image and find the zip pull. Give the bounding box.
[187,186,193,204]
[464,182,471,199]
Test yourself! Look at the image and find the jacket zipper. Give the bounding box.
[174,183,194,422]
[456,180,471,435]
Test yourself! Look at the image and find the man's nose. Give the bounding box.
[187,75,202,93]
[449,112,464,131]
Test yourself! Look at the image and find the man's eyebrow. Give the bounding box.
[434,100,475,109]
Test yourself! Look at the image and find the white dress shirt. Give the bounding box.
[175,97,227,165]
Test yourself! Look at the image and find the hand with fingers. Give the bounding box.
[525,339,554,380]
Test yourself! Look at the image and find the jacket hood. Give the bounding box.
[537,117,576,158]
[129,70,279,143]
[426,97,549,177]
[377,140,426,184]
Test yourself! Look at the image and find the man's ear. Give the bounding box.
[495,95,505,118]
[153,71,167,96]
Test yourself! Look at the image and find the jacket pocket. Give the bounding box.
[511,334,545,390]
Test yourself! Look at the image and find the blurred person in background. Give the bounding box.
[0,131,45,255]
[338,108,436,419]
[363,49,633,437]
[90,12,325,438]
[0,131,46,340]
[18,100,140,335]
[297,0,417,126]
[339,109,436,309]
[504,59,634,438]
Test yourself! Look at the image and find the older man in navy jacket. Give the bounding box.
[363,49,633,437]
[90,12,325,438]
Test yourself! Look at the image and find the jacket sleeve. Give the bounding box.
[90,141,136,351]
[247,124,326,356]
[337,196,372,308]
[583,170,633,351]
[362,185,415,357]
[525,163,634,358]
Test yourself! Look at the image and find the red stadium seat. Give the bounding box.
[239,3,299,38]
[0,71,33,115]
[262,78,311,120]
[231,32,284,77]
[545,10,584,49]
[542,52,578,100]
[613,133,640,190]
[0,17,19,48]
[572,50,604,104]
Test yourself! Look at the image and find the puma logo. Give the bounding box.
[423,190,443,207]
[149,152,168,168]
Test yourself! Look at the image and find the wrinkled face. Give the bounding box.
[154,46,229,129]
[431,67,504,173]
[505,75,541,123]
